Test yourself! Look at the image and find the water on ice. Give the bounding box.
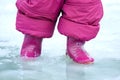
[0,0,120,80]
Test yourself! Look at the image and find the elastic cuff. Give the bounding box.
[16,12,55,38]
[58,17,100,41]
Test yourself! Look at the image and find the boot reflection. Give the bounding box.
[66,61,86,80]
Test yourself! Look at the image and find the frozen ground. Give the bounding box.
[0,0,120,80]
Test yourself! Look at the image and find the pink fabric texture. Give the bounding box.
[21,35,42,57]
[16,0,103,41]
[67,37,94,64]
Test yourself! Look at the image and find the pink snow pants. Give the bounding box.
[16,0,103,41]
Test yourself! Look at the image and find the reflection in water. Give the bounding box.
[66,61,86,80]
[0,53,120,80]
[66,58,120,80]
[16,56,67,80]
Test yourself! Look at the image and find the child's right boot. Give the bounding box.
[20,35,42,58]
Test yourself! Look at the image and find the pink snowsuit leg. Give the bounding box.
[16,0,64,38]
[58,0,103,41]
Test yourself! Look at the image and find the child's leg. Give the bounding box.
[58,0,103,64]
[16,0,64,38]
[16,0,64,57]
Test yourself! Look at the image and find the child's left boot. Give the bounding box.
[66,37,94,64]
[20,35,42,58]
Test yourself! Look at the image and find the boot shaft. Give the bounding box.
[21,35,43,57]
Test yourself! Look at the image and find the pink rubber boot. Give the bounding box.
[21,35,42,58]
[67,37,94,64]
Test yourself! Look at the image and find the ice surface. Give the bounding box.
[0,0,120,80]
